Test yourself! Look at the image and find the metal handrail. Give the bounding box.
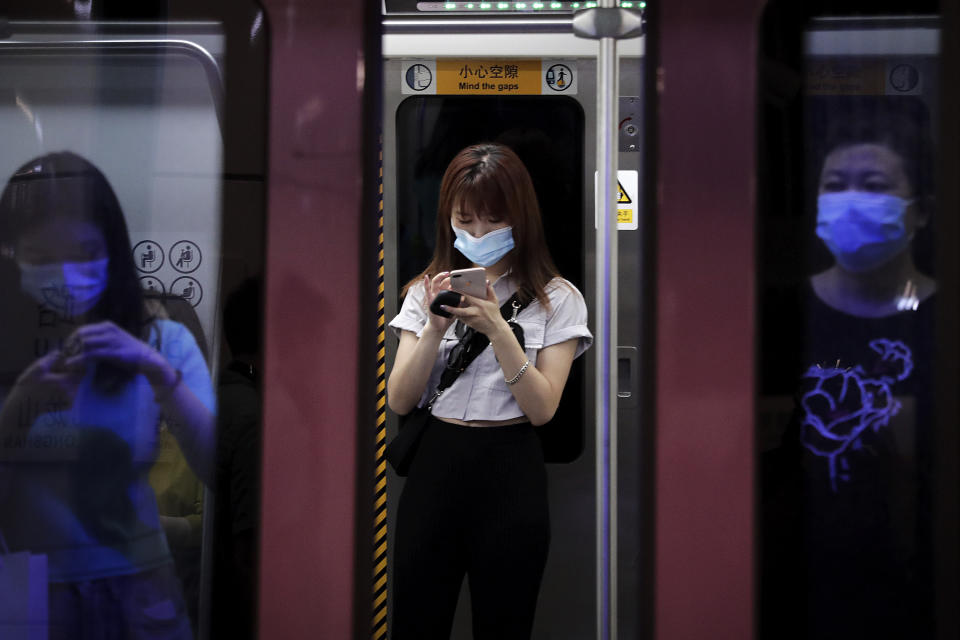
[563,4,639,639]
[591,3,619,638]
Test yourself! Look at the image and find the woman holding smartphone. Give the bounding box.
[386,143,592,639]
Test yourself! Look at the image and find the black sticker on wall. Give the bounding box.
[139,276,166,296]
[169,241,202,274]
[133,240,164,274]
[170,276,202,307]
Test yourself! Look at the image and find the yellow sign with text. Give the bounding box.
[806,60,886,96]
[594,170,639,231]
[437,59,543,95]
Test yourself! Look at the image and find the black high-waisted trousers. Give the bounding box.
[391,416,550,640]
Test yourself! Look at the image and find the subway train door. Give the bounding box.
[380,6,648,639]
[757,3,960,639]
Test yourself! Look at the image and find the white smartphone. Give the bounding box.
[449,267,487,298]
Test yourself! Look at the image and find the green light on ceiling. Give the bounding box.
[497,1,510,8]
[480,2,492,7]
[515,2,527,7]
[621,1,634,6]
[532,2,544,7]
[444,2,457,8]
[550,1,563,7]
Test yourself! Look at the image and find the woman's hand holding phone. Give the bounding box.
[425,268,500,334]
[430,290,462,318]
[449,267,488,298]
[438,280,507,339]
[424,272,457,332]
[13,350,83,406]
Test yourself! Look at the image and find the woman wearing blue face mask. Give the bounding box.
[386,143,592,639]
[0,152,215,639]
[811,137,935,316]
[760,100,938,640]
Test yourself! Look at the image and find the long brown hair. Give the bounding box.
[402,143,560,307]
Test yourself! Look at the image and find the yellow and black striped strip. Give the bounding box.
[372,140,389,640]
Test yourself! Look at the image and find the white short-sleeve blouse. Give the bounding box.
[388,273,592,423]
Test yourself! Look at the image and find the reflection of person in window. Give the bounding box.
[810,130,934,316]
[0,152,215,639]
[763,101,936,640]
[211,277,262,640]
[145,294,212,636]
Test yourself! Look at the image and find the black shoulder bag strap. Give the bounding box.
[387,291,532,475]
[431,291,532,404]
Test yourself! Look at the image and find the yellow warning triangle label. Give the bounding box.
[617,180,632,204]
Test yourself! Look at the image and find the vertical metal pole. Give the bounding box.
[595,3,619,640]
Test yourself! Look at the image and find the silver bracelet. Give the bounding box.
[505,360,530,385]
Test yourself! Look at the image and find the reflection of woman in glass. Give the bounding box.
[763,100,936,640]
[0,152,215,639]
[387,143,592,639]
[811,118,935,316]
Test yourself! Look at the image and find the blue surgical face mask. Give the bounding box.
[18,258,109,316]
[816,192,914,273]
[451,222,515,267]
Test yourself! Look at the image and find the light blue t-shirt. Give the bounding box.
[0,319,215,582]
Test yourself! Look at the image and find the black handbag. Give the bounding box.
[384,395,439,477]
[386,293,530,476]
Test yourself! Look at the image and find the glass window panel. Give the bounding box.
[758,10,950,639]
[0,22,224,638]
